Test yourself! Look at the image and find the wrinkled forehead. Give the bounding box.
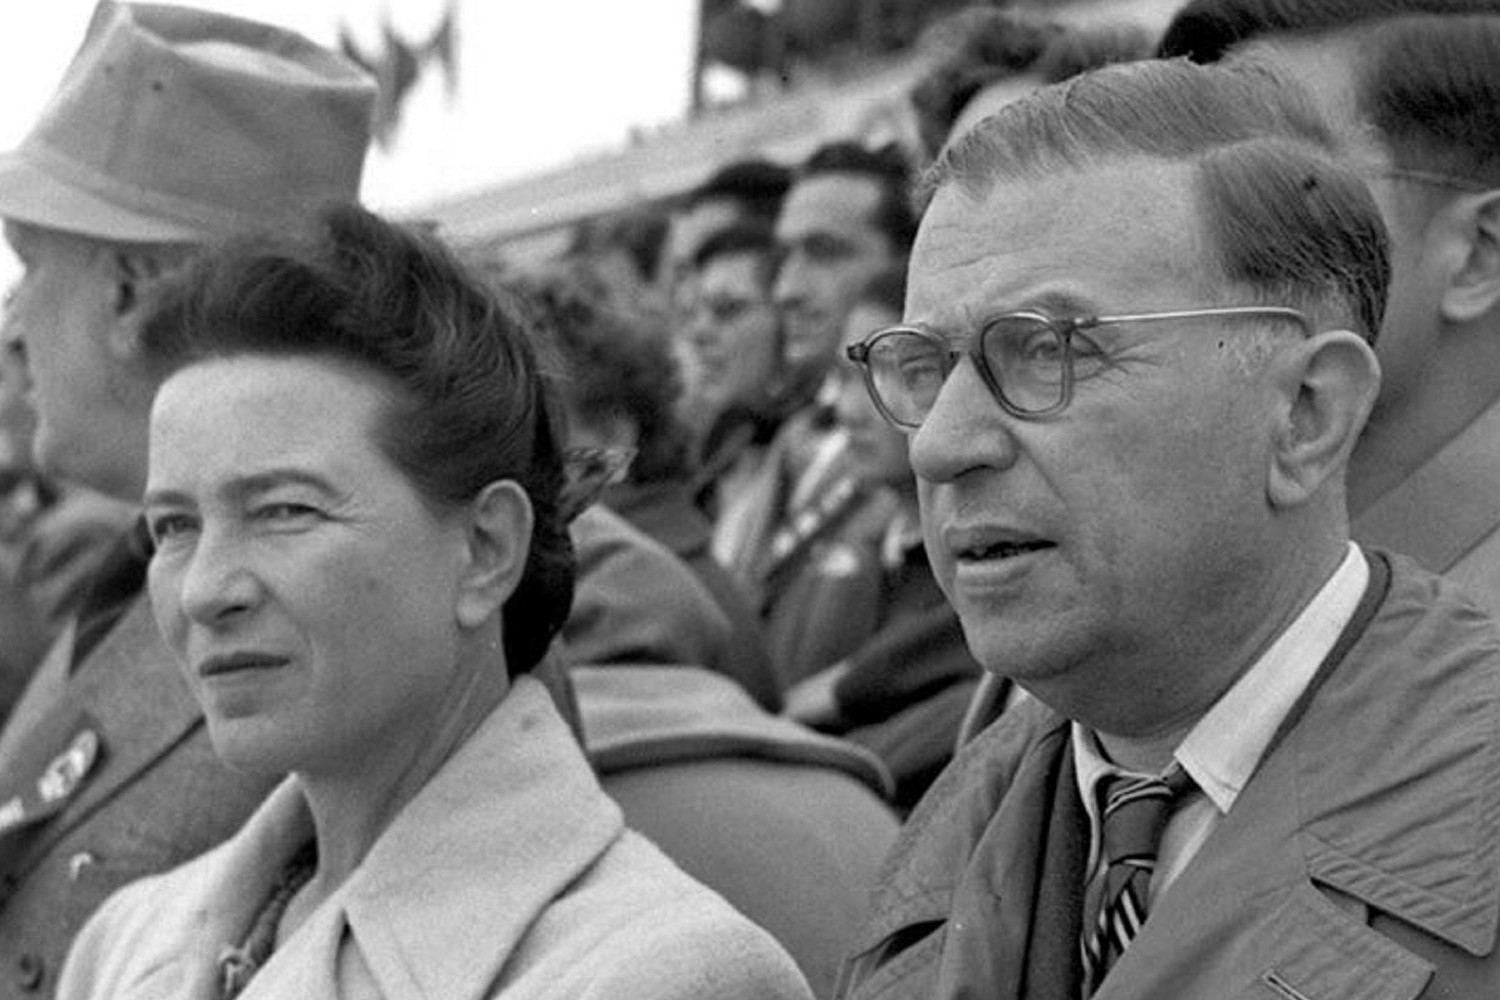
[909,161,1211,323]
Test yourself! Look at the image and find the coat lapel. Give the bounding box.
[1096,553,1499,999]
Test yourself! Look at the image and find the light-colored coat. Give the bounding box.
[840,552,1500,1000]
[58,678,813,1000]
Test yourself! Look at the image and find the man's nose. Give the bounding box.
[908,356,1020,484]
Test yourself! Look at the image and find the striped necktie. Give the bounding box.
[1080,763,1193,993]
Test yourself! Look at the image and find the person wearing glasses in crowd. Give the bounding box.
[780,266,981,812]
[713,143,915,609]
[836,58,1500,1000]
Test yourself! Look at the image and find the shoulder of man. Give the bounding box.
[868,696,1063,911]
[0,597,274,999]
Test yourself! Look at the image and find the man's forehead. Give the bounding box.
[908,162,1204,321]
[776,172,884,238]
[700,251,766,294]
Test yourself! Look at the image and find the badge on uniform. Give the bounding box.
[0,720,104,837]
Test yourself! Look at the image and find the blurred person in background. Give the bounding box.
[781,267,982,812]
[658,157,791,319]
[478,259,902,1000]
[59,202,812,1000]
[716,142,917,606]
[0,4,377,993]
[1160,0,1500,617]
[909,5,1155,166]
[510,261,780,710]
[563,203,671,320]
[685,223,793,520]
[662,158,792,436]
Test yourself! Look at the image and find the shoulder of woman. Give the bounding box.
[578,904,813,1000]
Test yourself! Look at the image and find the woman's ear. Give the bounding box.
[1267,329,1381,508]
[455,479,533,630]
[1440,190,1500,325]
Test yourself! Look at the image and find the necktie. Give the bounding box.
[1080,763,1193,993]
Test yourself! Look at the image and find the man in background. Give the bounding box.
[0,4,375,994]
[714,142,916,599]
[1160,0,1500,613]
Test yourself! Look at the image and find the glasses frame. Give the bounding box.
[845,305,1315,429]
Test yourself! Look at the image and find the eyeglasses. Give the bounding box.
[845,306,1314,429]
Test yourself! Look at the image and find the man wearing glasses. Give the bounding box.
[836,58,1500,1000]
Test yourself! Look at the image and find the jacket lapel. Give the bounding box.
[1096,553,1499,999]
[0,599,205,868]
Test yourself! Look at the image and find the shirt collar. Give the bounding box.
[1075,542,1368,814]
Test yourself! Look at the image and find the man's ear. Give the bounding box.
[455,479,533,630]
[1440,190,1500,324]
[1267,330,1381,508]
[106,247,181,361]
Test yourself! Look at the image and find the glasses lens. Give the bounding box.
[865,329,950,427]
[981,315,1068,414]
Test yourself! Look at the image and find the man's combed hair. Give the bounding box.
[927,59,1390,341]
[685,158,792,223]
[1158,0,1500,62]
[1359,16,1500,187]
[798,141,919,258]
[692,220,779,281]
[140,203,576,676]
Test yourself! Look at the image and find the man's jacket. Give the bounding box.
[840,552,1500,1000]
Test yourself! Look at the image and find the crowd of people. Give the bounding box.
[0,0,1497,997]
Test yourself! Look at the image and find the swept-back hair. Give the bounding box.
[140,203,575,676]
[925,59,1389,341]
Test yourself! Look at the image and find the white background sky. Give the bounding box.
[0,0,697,231]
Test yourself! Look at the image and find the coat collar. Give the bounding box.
[854,554,1500,998]
[232,678,624,1000]
[1354,396,1500,575]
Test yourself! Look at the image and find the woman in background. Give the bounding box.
[57,205,811,1000]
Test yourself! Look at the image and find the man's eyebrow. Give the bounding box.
[1011,289,1099,318]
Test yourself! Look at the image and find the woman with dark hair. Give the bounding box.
[57,206,811,1000]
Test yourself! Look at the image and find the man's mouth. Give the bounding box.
[957,539,1055,562]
